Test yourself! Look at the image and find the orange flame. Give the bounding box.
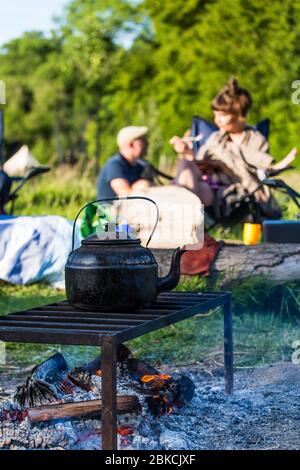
[141,373,171,383]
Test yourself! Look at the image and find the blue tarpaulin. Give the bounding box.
[0,215,81,288]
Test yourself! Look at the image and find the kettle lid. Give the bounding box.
[82,222,141,246]
[82,234,141,246]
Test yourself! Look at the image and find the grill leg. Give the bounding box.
[224,297,233,394]
[101,336,117,450]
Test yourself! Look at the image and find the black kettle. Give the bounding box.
[65,197,186,311]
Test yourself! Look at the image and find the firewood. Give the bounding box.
[116,346,195,416]
[76,345,195,416]
[27,396,141,423]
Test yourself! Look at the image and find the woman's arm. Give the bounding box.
[271,147,297,170]
[259,138,270,153]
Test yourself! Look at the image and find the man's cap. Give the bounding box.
[117,126,148,147]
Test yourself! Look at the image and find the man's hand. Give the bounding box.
[131,179,154,191]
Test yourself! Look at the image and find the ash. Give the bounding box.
[1,362,300,450]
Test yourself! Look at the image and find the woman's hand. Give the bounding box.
[169,136,194,158]
[169,136,189,153]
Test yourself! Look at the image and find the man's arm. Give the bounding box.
[110,178,152,196]
[110,178,132,196]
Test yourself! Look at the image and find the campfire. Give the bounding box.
[0,345,194,450]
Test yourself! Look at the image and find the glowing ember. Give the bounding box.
[118,426,134,437]
[1,409,28,422]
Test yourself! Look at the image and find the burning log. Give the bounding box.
[74,345,195,416]
[116,346,195,416]
[14,345,195,417]
[27,396,141,424]
[67,357,102,392]
[14,353,102,408]
[14,353,75,408]
[66,344,133,393]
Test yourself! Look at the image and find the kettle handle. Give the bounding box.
[72,196,160,251]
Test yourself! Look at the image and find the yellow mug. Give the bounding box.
[243,223,262,245]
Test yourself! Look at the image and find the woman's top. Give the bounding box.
[197,127,273,191]
[196,127,281,218]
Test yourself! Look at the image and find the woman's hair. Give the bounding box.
[212,78,252,117]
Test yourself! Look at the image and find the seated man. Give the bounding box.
[97,126,154,199]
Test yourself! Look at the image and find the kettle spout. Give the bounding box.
[157,247,186,293]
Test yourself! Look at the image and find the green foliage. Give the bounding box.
[1,0,300,168]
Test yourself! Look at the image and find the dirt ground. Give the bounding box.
[1,361,300,450]
[166,361,300,450]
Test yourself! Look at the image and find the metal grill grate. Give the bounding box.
[0,291,230,345]
[0,291,233,450]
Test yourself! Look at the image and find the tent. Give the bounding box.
[4,145,41,176]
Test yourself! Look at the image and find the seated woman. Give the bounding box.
[170,78,297,218]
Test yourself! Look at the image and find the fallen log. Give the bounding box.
[153,243,300,283]
[27,396,141,423]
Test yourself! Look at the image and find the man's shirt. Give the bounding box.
[97,153,145,199]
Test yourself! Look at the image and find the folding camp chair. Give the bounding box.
[190,116,270,155]
[0,167,50,215]
[190,116,300,229]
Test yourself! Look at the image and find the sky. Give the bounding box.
[0,0,69,46]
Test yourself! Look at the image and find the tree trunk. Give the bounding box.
[153,243,300,283]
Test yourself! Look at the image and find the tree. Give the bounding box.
[1,0,300,167]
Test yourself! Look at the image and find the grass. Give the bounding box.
[0,282,64,316]
[1,169,300,371]
[13,167,95,220]
[1,277,300,371]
